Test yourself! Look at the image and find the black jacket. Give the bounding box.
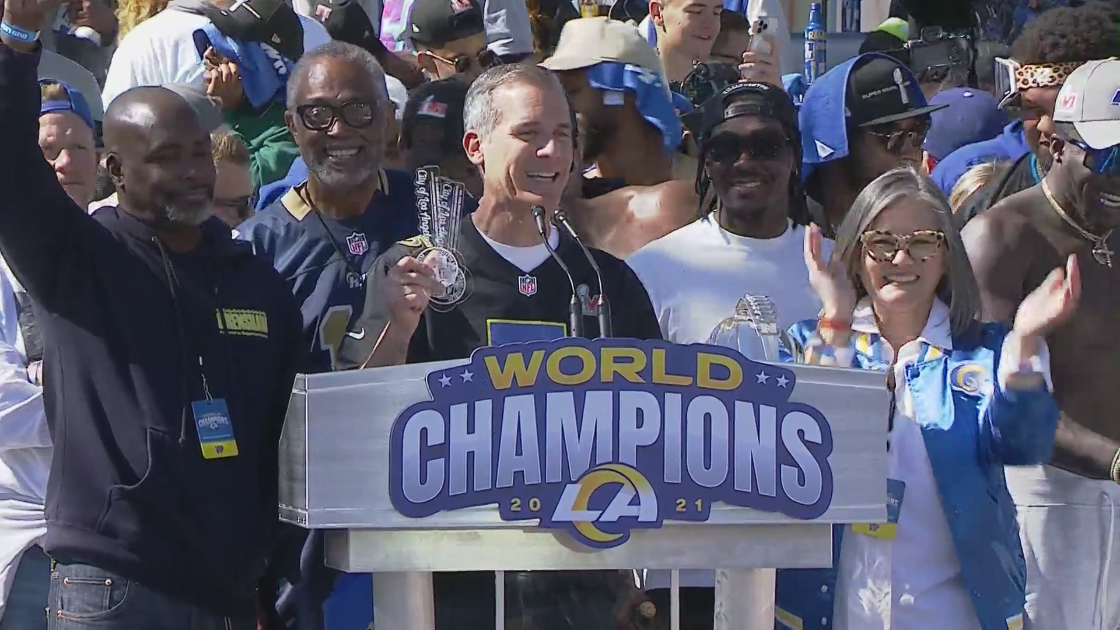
[0,44,304,615]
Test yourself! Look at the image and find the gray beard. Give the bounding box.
[308,160,379,191]
[163,201,214,226]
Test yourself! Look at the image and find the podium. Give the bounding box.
[278,339,888,630]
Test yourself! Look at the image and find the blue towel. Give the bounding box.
[198,23,294,109]
[782,73,807,106]
[585,61,683,155]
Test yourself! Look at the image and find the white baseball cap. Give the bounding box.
[1053,58,1120,150]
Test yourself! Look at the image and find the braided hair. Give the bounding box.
[693,83,812,226]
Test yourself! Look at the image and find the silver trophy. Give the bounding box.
[413,166,469,311]
[707,294,787,361]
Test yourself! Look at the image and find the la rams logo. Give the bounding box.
[549,463,659,548]
[950,363,990,396]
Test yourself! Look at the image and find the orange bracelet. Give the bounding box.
[818,317,852,331]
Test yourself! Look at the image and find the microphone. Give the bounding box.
[551,209,612,339]
[532,205,583,338]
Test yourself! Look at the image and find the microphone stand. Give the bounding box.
[551,209,612,338]
[532,206,583,339]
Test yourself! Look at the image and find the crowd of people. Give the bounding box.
[0,0,1118,627]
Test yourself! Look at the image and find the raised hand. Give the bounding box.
[67,0,116,38]
[203,47,243,111]
[803,223,857,320]
[1,0,65,38]
[1013,253,1080,340]
[738,41,781,87]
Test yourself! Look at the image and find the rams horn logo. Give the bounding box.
[555,463,658,548]
[950,363,989,395]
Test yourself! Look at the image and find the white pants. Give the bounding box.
[1005,465,1120,630]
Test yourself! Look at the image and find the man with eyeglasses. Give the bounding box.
[962,58,1120,630]
[235,41,424,630]
[626,82,820,629]
[799,53,947,235]
[407,0,493,83]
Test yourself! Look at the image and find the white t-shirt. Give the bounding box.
[627,215,823,590]
[477,223,558,272]
[102,7,332,107]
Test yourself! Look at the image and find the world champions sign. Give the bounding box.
[388,339,835,549]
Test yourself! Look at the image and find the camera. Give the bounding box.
[903,26,974,84]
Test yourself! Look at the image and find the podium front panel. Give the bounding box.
[279,355,887,531]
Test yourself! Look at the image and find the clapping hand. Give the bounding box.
[803,223,857,320]
[1012,253,1080,342]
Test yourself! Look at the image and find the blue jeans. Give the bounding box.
[0,545,51,629]
[47,563,257,630]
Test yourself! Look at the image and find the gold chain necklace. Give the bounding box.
[1041,179,1114,267]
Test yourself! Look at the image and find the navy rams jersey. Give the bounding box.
[236,169,420,372]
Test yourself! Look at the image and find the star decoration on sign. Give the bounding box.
[776,375,789,388]
[756,371,770,384]
[438,374,452,388]
[461,369,474,382]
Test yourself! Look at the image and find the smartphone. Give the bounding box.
[749,16,779,55]
[192,29,213,58]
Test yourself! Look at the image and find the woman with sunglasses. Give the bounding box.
[773,166,1077,630]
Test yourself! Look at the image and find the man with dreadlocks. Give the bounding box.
[627,82,819,626]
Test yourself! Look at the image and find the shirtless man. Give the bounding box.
[961,59,1120,630]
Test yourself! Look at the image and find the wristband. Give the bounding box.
[0,21,40,43]
[818,317,852,331]
[1110,448,1120,485]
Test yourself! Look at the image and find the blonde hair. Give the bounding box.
[211,131,250,166]
[948,162,998,214]
[40,81,70,103]
[116,0,170,40]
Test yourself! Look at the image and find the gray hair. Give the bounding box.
[463,64,565,141]
[832,166,983,336]
[286,41,389,114]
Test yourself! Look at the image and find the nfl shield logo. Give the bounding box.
[346,232,369,256]
[518,274,537,297]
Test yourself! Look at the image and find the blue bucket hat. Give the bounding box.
[799,53,946,183]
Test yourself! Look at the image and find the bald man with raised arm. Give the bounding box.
[0,1,305,627]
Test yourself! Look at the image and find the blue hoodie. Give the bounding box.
[0,45,305,616]
[930,120,1030,197]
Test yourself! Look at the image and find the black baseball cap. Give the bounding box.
[697,82,799,140]
[846,56,947,127]
[402,79,468,149]
[405,0,485,47]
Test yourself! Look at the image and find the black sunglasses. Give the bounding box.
[425,49,503,73]
[705,132,790,165]
[864,119,930,155]
[295,101,377,131]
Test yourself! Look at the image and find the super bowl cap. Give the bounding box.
[846,56,947,127]
[402,79,468,149]
[405,0,484,46]
[540,17,662,74]
[1053,58,1120,150]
